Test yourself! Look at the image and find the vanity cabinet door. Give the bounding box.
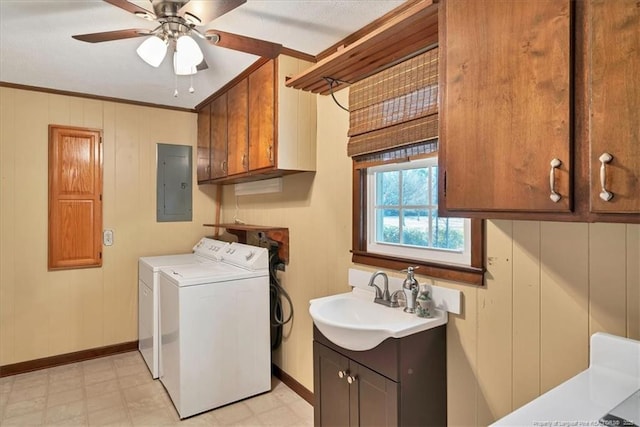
[314,342,350,427]
[349,360,399,427]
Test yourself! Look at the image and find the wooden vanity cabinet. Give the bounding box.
[439,0,639,222]
[313,325,446,427]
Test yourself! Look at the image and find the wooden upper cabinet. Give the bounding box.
[588,0,640,214]
[440,0,572,213]
[197,103,211,183]
[48,125,103,270]
[195,55,317,185]
[226,79,249,176]
[248,60,276,171]
[210,93,228,179]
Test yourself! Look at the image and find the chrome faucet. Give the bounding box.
[367,271,399,307]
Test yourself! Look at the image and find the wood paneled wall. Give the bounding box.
[222,89,640,426]
[0,87,218,366]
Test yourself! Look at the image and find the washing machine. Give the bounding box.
[158,242,271,419]
[138,237,229,379]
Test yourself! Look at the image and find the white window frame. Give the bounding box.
[366,157,472,267]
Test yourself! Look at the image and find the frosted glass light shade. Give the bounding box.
[176,35,203,69]
[136,36,167,67]
[173,52,197,75]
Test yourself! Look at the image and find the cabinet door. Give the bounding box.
[588,0,640,214]
[227,79,248,176]
[210,93,228,179]
[314,342,351,427]
[440,0,572,213]
[196,103,211,183]
[248,60,276,171]
[349,361,399,427]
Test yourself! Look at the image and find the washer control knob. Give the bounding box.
[245,251,254,261]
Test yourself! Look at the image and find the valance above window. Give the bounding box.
[347,47,439,157]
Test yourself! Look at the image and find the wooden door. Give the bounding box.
[196,103,211,183]
[48,125,103,269]
[588,0,640,214]
[248,59,276,171]
[226,79,248,176]
[349,361,399,427]
[440,0,572,213]
[210,93,228,179]
[313,342,351,427]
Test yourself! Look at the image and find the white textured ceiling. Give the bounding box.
[0,0,405,109]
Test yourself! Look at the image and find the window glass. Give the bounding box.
[367,157,471,266]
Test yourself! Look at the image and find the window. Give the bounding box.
[367,156,471,267]
[352,154,484,286]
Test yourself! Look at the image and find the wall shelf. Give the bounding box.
[284,0,438,95]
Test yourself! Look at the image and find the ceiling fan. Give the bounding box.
[72,0,284,74]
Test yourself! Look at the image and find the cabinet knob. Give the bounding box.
[337,370,346,379]
[549,158,562,203]
[347,375,357,384]
[598,153,614,202]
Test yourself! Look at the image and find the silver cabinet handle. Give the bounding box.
[549,158,562,203]
[599,153,614,202]
[221,160,227,173]
[268,145,273,162]
[337,370,346,379]
[346,375,357,384]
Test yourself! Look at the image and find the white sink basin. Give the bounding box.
[309,291,447,351]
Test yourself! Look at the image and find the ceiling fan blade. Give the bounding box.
[103,0,156,19]
[205,30,282,59]
[179,0,246,25]
[72,29,152,43]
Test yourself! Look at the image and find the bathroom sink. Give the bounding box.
[309,291,447,351]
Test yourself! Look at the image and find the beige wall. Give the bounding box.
[221,89,640,425]
[0,87,218,366]
[2,86,638,426]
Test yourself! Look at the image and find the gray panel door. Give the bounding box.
[157,143,192,222]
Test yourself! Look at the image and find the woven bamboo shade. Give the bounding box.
[348,47,438,157]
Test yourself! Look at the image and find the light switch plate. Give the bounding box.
[103,229,114,246]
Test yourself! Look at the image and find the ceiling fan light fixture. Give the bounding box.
[176,35,204,69]
[136,35,167,67]
[173,52,197,76]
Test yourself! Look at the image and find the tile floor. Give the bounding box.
[0,351,313,426]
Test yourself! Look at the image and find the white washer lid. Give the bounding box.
[139,253,198,270]
[160,262,268,287]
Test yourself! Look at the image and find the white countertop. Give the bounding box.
[492,333,640,426]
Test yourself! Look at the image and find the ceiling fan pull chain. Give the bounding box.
[174,72,178,97]
[189,74,195,94]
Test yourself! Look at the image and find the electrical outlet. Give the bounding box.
[103,229,114,246]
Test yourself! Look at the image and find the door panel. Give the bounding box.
[249,60,275,171]
[588,0,640,213]
[227,79,248,176]
[211,93,228,179]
